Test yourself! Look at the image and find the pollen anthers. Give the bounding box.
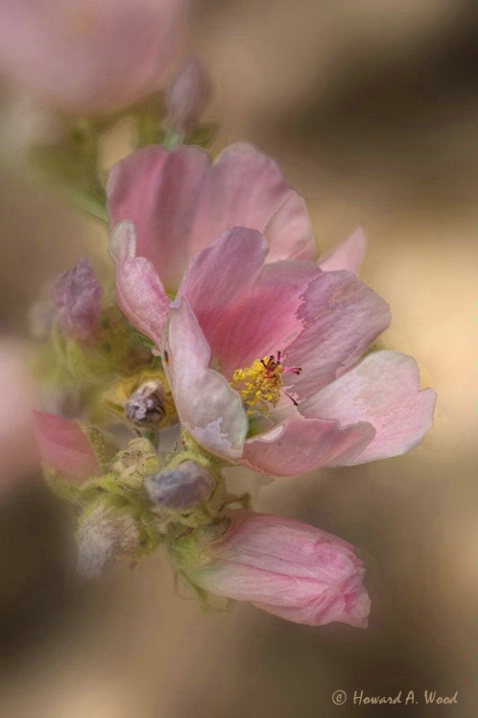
[230,351,301,415]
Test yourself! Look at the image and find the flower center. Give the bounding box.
[230,351,301,415]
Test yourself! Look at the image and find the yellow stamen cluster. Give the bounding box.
[230,357,283,415]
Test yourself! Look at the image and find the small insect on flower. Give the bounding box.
[125,381,171,429]
[231,350,301,415]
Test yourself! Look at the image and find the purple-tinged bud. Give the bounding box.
[77,504,139,579]
[166,56,211,134]
[174,511,371,628]
[51,258,103,341]
[146,460,215,512]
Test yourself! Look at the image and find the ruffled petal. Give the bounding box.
[108,143,316,291]
[283,269,391,400]
[318,227,367,274]
[110,221,170,348]
[300,350,436,465]
[242,413,375,477]
[191,143,317,262]
[165,299,247,459]
[179,227,319,377]
[108,146,211,291]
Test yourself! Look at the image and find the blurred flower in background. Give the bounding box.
[0,0,189,115]
[0,340,39,491]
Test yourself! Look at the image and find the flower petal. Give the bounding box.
[179,227,319,376]
[108,143,316,291]
[300,350,437,465]
[166,299,247,459]
[33,411,100,482]
[318,227,367,274]
[108,146,211,292]
[191,143,317,263]
[110,221,170,348]
[242,413,375,477]
[283,270,391,400]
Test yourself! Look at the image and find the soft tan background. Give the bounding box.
[0,0,477,716]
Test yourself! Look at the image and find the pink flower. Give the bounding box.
[176,511,371,627]
[108,143,317,294]
[111,221,436,476]
[51,258,103,340]
[0,0,189,114]
[33,411,100,482]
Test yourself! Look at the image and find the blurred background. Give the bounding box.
[0,0,477,716]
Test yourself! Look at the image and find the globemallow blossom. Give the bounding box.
[51,258,103,341]
[173,511,371,627]
[0,0,189,115]
[110,221,436,476]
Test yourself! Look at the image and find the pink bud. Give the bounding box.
[51,258,103,341]
[33,411,100,482]
[166,56,211,134]
[179,511,370,627]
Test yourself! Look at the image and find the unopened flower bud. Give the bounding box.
[110,437,161,489]
[51,258,103,341]
[77,504,139,579]
[166,56,211,134]
[146,460,215,512]
[173,511,371,628]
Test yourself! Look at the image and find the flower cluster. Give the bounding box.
[3,1,436,628]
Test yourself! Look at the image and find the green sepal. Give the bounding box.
[186,122,219,149]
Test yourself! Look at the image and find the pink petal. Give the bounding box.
[300,350,437,465]
[242,413,375,477]
[165,300,247,459]
[283,270,391,400]
[33,411,100,482]
[179,227,319,377]
[258,570,370,627]
[108,146,211,292]
[108,143,316,291]
[318,227,367,273]
[110,221,170,349]
[190,143,317,263]
[0,0,187,114]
